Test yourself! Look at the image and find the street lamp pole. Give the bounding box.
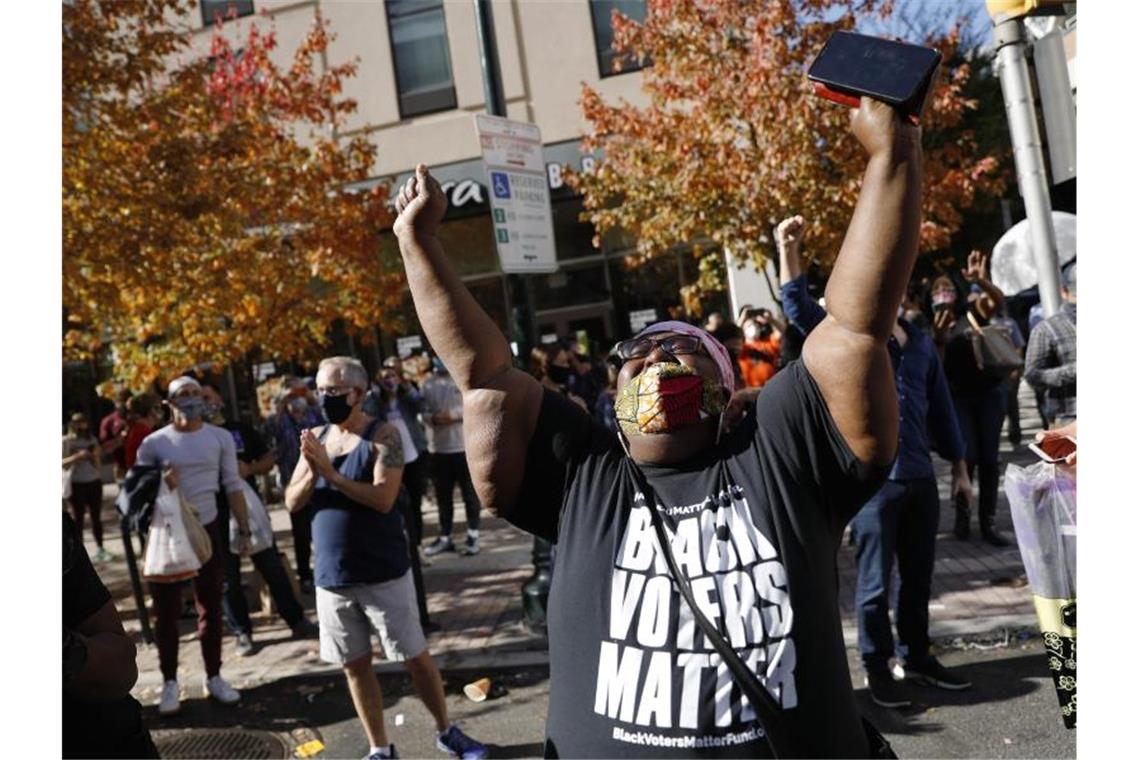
[991,16,1063,317]
[472,0,551,634]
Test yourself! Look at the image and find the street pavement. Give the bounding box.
[79,379,1071,757]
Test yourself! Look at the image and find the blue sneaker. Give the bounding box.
[436,725,487,759]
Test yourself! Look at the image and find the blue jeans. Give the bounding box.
[853,477,940,670]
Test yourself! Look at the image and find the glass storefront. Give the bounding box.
[373,139,706,361]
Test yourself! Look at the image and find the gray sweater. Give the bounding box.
[136,423,242,525]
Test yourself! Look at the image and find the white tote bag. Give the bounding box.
[142,482,202,582]
[229,480,275,555]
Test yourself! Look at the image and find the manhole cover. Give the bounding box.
[153,729,289,759]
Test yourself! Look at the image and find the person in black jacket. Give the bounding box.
[64,513,158,758]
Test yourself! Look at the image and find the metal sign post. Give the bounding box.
[472,0,552,634]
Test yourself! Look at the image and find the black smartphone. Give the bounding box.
[808,31,941,121]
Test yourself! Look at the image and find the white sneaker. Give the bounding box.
[158,680,181,716]
[204,675,241,705]
[235,632,255,657]
[424,536,454,556]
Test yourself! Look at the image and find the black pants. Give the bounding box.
[397,471,431,627]
[1005,375,1022,442]
[217,500,304,635]
[430,452,481,536]
[954,386,1006,526]
[403,455,429,546]
[221,544,305,635]
[289,504,313,583]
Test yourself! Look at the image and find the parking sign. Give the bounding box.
[475,115,558,274]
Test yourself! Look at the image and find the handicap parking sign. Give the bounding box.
[490,171,511,199]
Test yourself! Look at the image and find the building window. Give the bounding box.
[590,0,647,77]
[200,0,254,27]
[387,0,458,118]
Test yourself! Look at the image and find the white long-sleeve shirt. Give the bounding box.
[420,373,465,454]
[136,423,242,525]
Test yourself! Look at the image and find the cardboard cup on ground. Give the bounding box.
[464,677,492,703]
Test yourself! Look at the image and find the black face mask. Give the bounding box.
[320,392,354,425]
[547,365,571,385]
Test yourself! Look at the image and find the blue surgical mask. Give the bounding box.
[173,397,208,421]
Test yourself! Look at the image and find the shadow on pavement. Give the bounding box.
[141,664,552,742]
[857,651,1046,736]
[481,741,546,758]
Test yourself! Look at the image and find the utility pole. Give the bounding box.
[988,1,1066,317]
[472,0,551,634]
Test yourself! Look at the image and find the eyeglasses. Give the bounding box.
[608,334,707,367]
[317,386,359,398]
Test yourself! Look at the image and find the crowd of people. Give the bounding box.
[63,356,494,759]
[62,96,1078,759]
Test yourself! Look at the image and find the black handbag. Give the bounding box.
[630,463,897,759]
[965,311,1022,379]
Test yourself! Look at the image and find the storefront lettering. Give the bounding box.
[439,179,486,208]
[430,154,597,208]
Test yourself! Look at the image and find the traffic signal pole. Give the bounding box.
[473,0,552,634]
[992,17,1064,317]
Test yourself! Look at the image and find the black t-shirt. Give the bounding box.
[222,420,269,490]
[941,306,1004,397]
[63,514,157,759]
[509,361,887,758]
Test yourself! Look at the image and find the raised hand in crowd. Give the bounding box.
[961,249,1005,320]
[775,213,807,285]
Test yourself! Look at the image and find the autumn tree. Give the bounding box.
[568,0,1007,315]
[63,0,399,390]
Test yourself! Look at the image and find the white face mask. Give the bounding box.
[743,324,760,341]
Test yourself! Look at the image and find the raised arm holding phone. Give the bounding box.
[391,89,923,757]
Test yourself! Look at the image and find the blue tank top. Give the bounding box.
[310,419,410,588]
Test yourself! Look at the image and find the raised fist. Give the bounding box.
[393,164,448,241]
[775,215,806,255]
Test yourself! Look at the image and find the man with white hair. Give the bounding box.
[285,357,485,760]
[135,375,253,717]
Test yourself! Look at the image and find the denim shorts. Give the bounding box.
[316,571,426,664]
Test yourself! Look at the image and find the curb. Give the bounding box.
[841,613,1039,649]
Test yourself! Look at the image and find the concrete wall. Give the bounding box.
[185,0,650,177]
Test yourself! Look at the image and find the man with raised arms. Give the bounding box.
[392,97,922,758]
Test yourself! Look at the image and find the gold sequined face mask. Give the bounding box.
[613,362,725,437]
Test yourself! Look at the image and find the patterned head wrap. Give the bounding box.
[636,320,736,394]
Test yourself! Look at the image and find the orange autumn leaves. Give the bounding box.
[568,0,1006,314]
[63,0,400,389]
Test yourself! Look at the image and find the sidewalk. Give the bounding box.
[82,381,1046,709]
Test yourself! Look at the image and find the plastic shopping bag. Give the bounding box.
[229,480,274,555]
[142,482,202,583]
[1005,461,1076,728]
